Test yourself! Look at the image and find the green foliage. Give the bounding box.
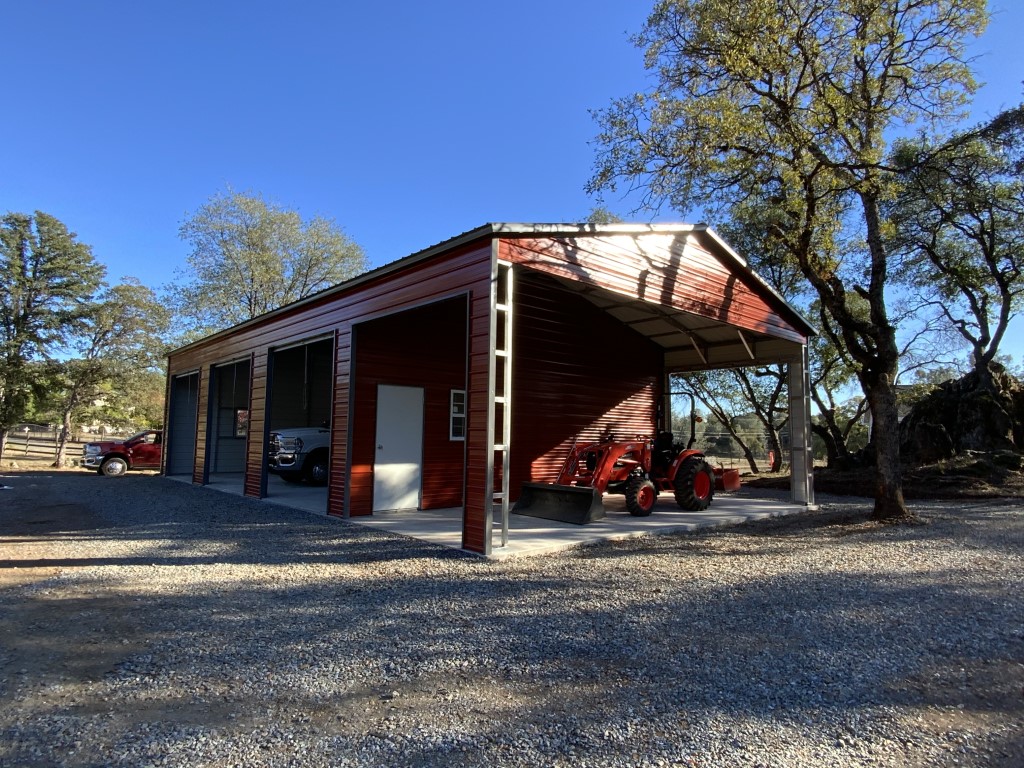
[888,104,1024,375]
[585,205,626,224]
[674,369,783,472]
[92,370,167,431]
[590,0,988,516]
[170,189,369,341]
[811,399,870,460]
[0,212,171,463]
[592,0,985,207]
[589,0,986,354]
[45,279,171,463]
[0,212,105,453]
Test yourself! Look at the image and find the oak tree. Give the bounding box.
[170,190,368,340]
[889,104,1024,386]
[590,0,987,520]
[47,279,170,467]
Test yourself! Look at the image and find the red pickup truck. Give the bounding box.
[82,430,163,476]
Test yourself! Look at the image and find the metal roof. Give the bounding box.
[492,225,815,371]
[169,223,814,360]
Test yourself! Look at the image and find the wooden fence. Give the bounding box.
[3,428,111,464]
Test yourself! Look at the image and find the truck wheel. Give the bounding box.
[674,457,714,511]
[625,476,657,516]
[305,450,329,486]
[101,457,129,477]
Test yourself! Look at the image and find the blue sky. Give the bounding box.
[3,1,1022,364]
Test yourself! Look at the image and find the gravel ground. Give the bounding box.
[1,469,1022,767]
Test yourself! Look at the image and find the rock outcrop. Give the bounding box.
[899,364,1024,462]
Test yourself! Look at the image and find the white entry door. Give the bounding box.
[373,385,424,511]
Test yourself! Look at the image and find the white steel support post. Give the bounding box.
[662,371,673,434]
[788,346,815,506]
[490,261,514,548]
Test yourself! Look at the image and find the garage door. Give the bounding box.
[167,372,199,475]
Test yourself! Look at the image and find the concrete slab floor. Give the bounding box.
[356,493,809,559]
[169,472,330,514]
[171,474,810,559]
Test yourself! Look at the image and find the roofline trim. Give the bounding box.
[694,227,816,337]
[168,222,813,356]
[168,224,498,355]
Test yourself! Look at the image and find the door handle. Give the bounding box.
[377,444,383,450]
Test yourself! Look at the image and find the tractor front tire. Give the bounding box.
[625,476,658,517]
[674,457,714,511]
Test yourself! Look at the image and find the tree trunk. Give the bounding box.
[865,374,913,521]
[821,408,855,467]
[859,190,914,522]
[973,359,998,394]
[0,426,7,463]
[53,411,73,468]
[739,443,760,475]
[811,423,839,467]
[766,427,784,472]
[713,416,761,475]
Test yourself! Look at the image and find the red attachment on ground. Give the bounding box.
[713,467,741,492]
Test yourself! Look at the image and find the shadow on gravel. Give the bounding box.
[1,471,472,568]
[7,554,1022,764]
[2,471,1022,766]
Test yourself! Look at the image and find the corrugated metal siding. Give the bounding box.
[166,242,493,552]
[160,226,817,556]
[243,352,262,497]
[348,297,468,516]
[500,234,807,344]
[509,270,662,493]
[192,368,210,485]
[463,284,493,552]
[327,326,350,517]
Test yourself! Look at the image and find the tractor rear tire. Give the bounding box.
[674,457,714,511]
[625,476,658,517]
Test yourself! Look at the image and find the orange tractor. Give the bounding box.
[514,433,716,524]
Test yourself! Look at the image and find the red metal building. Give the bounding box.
[164,223,816,555]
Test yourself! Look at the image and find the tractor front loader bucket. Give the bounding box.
[513,482,606,525]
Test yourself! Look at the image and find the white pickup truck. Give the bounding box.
[267,427,330,485]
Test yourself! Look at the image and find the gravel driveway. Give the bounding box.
[1,470,1022,767]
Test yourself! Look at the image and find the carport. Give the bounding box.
[164,223,815,556]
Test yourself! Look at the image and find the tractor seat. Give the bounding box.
[653,432,675,470]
